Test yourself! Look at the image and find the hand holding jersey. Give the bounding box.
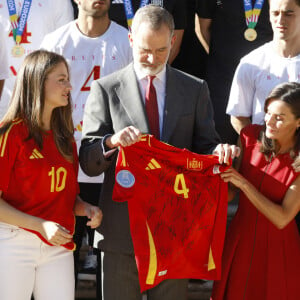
[213,143,241,165]
[106,126,240,165]
[106,126,142,148]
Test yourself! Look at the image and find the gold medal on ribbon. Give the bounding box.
[244,28,257,42]
[11,44,25,58]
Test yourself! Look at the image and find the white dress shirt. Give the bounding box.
[134,63,167,136]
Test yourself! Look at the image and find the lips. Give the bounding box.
[142,63,160,68]
[266,127,276,134]
[276,26,287,31]
[93,0,105,6]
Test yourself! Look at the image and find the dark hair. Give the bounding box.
[0,50,74,161]
[259,82,300,165]
[132,4,174,36]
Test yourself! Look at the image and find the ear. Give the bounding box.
[170,33,176,48]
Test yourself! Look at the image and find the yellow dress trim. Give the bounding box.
[208,246,216,271]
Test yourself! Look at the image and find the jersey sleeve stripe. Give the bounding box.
[0,119,23,157]
[146,222,157,285]
[0,134,3,156]
[120,149,127,167]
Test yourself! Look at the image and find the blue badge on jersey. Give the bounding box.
[116,170,135,188]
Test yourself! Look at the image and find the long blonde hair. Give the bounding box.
[0,50,74,161]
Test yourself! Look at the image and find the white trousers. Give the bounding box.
[0,222,75,300]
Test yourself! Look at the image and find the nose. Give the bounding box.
[277,12,285,25]
[265,114,274,126]
[65,81,72,90]
[147,53,155,64]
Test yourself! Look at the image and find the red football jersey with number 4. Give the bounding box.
[113,135,230,292]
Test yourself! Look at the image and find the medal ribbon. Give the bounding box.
[123,0,149,30]
[243,0,264,29]
[6,0,32,44]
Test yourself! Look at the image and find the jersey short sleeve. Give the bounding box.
[0,24,9,80]
[0,120,24,193]
[226,56,256,117]
[170,0,187,30]
[196,0,215,18]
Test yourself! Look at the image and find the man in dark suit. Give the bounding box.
[80,5,239,300]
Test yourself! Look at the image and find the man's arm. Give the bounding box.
[231,116,251,135]
[168,29,184,64]
[226,57,256,133]
[0,80,4,99]
[0,24,9,99]
[195,0,215,54]
[79,80,115,176]
[195,16,211,54]
[193,80,221,154]
[79,138,113,177]
[168,0,187,64]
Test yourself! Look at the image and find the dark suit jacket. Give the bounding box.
[79,63,220,254]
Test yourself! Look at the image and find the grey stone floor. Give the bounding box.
[75,201,238,300]
[76,278,213,300]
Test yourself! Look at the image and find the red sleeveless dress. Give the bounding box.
[211,124,300,300]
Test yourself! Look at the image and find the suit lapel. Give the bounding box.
[162,66,185,143]
[115,64,149,134]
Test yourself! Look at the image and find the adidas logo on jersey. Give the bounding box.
[112,0,124,4]
[146,158,161,170]
[30,148,44,159]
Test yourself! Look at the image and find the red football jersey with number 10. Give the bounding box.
[0,119,79,250]
[113,135,230,292]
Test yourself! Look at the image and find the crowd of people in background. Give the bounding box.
[0,0,299,300]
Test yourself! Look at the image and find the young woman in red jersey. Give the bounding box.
[212,82,300,300]
[0,50,102,300]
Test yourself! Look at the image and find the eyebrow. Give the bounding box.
[57,73,68,77]
[271,9,294,13]
[273,113,286,116]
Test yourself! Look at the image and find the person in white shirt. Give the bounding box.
[227,0,300,232]
[0,0,74,119]
[0,23,9,98]
[227,0,300,134]
[40,0,132,293]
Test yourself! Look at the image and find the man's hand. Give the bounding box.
[106,126,142,149]
[85,204,103,229]
[213,143,241,165]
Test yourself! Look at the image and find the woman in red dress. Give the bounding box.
[212,82,300,300]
